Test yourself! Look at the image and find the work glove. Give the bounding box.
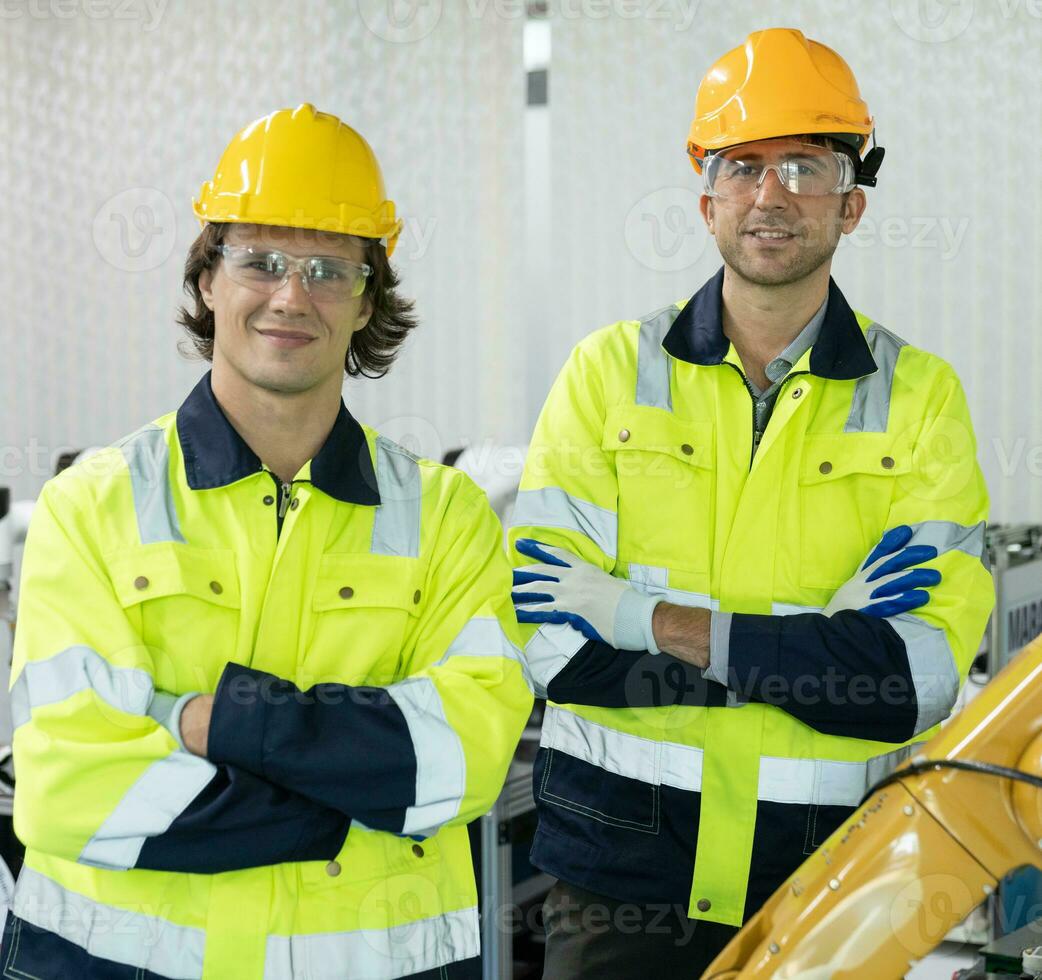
[823,524,942,618]
[511,538,664,652]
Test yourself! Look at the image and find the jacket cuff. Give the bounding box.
[209,663,269,776]
[702,611,733,686]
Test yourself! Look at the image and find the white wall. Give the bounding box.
[4,0,1040,524]
[0,0,526,502]
[541,0,1042,521]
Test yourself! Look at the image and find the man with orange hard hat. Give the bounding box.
[509,28,993,976]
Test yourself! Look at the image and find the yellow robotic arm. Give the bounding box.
[704,634,1042,980]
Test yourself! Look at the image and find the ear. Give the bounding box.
[198,267,215,311]
[841,188,868,235]
[699,194,715,236]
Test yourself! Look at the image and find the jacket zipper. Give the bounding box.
[277,481,293,520]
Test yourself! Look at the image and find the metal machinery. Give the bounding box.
[703,611,1042,978]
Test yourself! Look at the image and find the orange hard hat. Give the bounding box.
[687,28,874,175]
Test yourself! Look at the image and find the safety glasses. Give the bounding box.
[703,142,857,199]
[217,245,372,301]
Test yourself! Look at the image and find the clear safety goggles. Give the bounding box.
[218,245,372,301]
[703,142,857,199]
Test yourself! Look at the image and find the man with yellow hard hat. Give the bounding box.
[5,104,532,978]
[509,29,993,976]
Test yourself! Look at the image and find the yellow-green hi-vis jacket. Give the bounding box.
[7,372,532,979]
[508,268,994,927]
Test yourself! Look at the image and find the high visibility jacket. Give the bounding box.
[8,373,532,979]
[508,268,993,927]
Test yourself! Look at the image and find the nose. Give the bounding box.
[268,270,312,315]
[752,166,790,210]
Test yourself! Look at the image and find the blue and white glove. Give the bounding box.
[823,525,942,618]
[512,538,665,652]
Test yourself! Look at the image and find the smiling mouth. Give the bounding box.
[746,229,795,240]
[256,329,316,347]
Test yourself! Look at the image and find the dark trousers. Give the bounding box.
[540,879,739,980]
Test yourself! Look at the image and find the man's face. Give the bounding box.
[198,224,372,395]
[699,138,867,287]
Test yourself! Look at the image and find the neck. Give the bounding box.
[210,361,342,486]
[720,263,830,364]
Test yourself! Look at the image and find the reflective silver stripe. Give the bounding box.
[117,423,185,545]
[81,752,217,870]
[520,622,587,698]
[371,436,422,558]
[10,645,153,730]
[511,488,618,560]
[635,306,677,411]
[540,706,923,807]
[386,676,465,836]
[906,519,986,560]
[13,866,206,978]
[844,324,907,433]
[263,906,480,980]
[12,648,216,870]
[890,614,960,734]
[433,617,523,668]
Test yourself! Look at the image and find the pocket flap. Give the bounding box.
[312,553,424,615]
[800,435,911,485]
[602,405,714,468]
[109,544,241,610]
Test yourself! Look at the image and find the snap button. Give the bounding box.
[325,861,341,877]
[791,388,803,399]
[209,581,223,595]
[413,590,421,604]
[881,456,895,470]
[339,587,354,600]
[290,498,300,510]
[134,576,149,590]
[680,443,694,456]
[262,495,275,506]
[618,429,631,443]
[696,898,711,912]
[818,461,833,475]
[411,844,424,858]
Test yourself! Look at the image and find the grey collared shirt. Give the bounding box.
[743,297,828,461]
[703,297,828,689]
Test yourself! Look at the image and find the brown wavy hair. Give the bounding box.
[176,222,419,378]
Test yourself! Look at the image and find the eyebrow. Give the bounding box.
[728,148,825,161]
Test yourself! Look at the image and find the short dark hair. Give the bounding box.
[176,222,419,378]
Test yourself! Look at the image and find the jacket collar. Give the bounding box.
[662,266,878,381]
[176,371,381,505]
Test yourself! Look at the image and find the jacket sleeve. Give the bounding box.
[715,367,995,743]
[10,480,349,874]
[505,334,716,707]
[207,486,533,838]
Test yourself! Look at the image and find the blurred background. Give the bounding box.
[1,0,1039,519]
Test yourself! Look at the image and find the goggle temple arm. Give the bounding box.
[856,130,885,188]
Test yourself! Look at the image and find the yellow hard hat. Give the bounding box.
[687,28,875,176]
[193,103,403,256]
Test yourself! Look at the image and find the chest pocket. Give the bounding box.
[799,435,911,591]
[109,544,241,694]
[306,553,424,686]
[603,405,715,579]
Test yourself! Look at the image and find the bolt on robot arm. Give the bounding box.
[704,633,1042,980]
